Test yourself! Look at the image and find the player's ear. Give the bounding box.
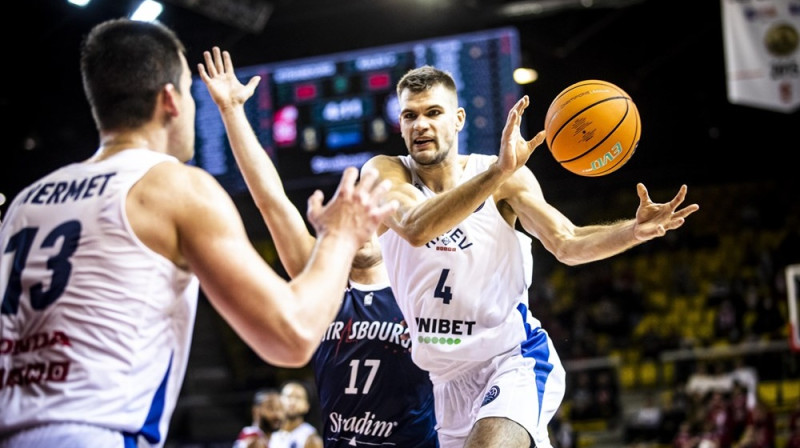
[455,107,466,131]
[161,83,180,118]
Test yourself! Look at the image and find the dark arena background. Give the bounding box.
[4,1,799,447]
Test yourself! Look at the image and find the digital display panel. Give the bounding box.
[191,27,522,195]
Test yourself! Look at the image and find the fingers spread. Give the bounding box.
[306,189,324,219]
[334,166,358,200]
[528,130,546,150]
[670,184,688,208]
[213,46,224,74]
[636,183,649,202]
[223,50,234,74]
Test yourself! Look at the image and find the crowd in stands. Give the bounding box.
[527,180,800,446]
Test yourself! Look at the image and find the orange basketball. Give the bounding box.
[544,80,641,177]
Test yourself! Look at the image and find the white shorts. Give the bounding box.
[0,423,129,448]
[432,327,565,448]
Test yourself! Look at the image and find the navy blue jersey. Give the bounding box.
[312,282,438,448]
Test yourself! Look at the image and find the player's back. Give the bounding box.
[0,149,199,447]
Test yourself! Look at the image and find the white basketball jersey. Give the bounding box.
[270,421,318,448]
[0,149,199,446]
[378,154,538,381]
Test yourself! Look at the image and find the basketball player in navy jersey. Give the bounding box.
[198,47,439,448]
[0,19,395,447]
[362,66,700,447]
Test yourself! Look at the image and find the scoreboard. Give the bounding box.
[191,27,522,195]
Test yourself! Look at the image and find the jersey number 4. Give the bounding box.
[1,221,81,315]
[435,268,453,304]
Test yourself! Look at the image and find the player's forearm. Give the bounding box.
[219,105,285,205]
[398,164,508,246]
[219,105,315,275]
[557,219,641,265]
[287,231,359,354]
[266,200,316,278]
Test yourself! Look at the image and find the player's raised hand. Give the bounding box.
[197,46,261,110]
[633,183,699,241]
[497,95,546,176]
[307,167,398,249]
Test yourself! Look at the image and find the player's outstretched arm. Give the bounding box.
[502,172,699,266]
[155,162,394,367]
[198,47,314,277]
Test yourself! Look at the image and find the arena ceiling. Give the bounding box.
[3,0,796,216]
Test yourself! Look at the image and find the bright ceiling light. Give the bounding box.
[513,68,538,85]
[67,0,92,6]
[130,0,163,22]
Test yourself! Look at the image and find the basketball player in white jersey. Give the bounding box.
[0,19,395,447]
[273,381,323,448]
[234,389,286,448]
[362,66,699,448]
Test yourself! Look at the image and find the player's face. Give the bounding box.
[167,52,196,163]
[398,84,464,166]
[257,395,286,433]
[281,383,310,419]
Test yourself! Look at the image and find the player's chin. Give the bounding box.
[410,147,441,165]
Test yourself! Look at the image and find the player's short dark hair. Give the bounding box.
[396,65,458,97]
[80,18,186,131]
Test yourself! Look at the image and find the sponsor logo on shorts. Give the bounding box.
[481,385,500,407]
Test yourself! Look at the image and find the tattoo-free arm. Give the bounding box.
[501,169,699,265]
[199,47,315,277]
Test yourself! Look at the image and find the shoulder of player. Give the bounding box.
[364,153,403,170]
[131,161,238,228]
[364,154,412,184]
[139,161,228,200]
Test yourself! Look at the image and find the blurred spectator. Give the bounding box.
[786,401,800,448]
[234,389,286,448]
[660,389,690,444]
[729,357,758,410]
[273,380,322,448]
[673,421,699,448]
[740,402,776,448]
[734,401,775,448]
[570,372,595,421]
[550,407,575,448]
[594,370,619,420]
[728,383,751,442]
[624,393,662,444]
[750,294,784,340]
[696,418,722,448]
[705,391,733,447]
[714,298,743,343]
[686,361,732,400]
